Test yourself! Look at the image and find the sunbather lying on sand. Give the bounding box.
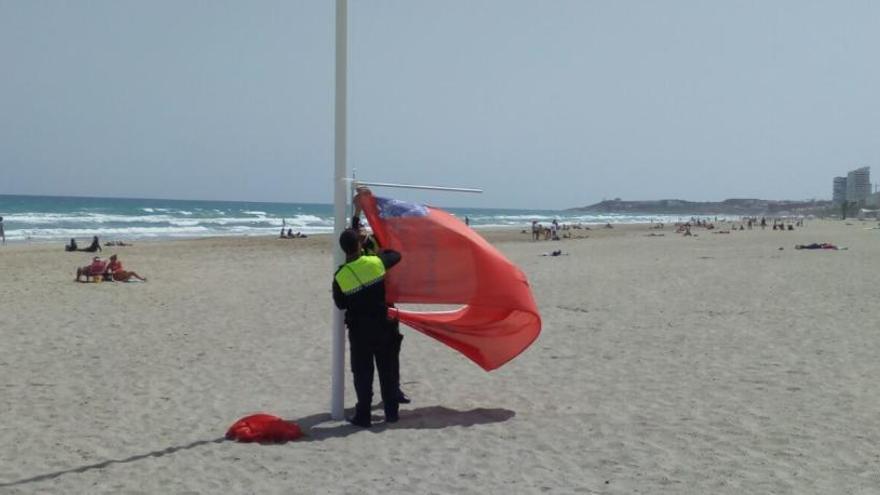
[795,243,843,250]
[540,250,567,257]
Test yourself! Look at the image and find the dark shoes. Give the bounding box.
[397,390,411,404]
[347,414,371,428]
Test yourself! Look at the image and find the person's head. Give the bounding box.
[93,235,98,241]
[339,229,361,256]
[110,254,117,261]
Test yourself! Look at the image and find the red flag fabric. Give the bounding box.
[357,192,541,371]
[226,413,303,443]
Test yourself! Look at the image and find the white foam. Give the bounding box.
[5,224,333,241]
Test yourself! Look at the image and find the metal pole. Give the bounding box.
[354,180,483,194]
[331,0,347,421]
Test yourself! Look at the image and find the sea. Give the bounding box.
[0,194,694,243]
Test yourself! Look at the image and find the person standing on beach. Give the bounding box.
[351,193,410,405]
[332,228,403,428]
[0,216,5,245]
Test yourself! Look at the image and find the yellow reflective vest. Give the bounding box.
[334,255,386,295]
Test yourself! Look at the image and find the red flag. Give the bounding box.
[226,414,303,443]
[357,192,541,371]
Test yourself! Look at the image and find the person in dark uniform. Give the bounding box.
[352,209,410,405]
[332,228,402,427]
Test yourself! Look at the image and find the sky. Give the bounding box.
[1,0,879,210]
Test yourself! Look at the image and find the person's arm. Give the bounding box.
[351,186,372,227]
[378,249,401,269]
[332,280,347,310]
[362,235,380,255]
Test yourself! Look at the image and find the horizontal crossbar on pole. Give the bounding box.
[352,180,483,194]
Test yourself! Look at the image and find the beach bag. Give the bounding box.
[226,414,302,443]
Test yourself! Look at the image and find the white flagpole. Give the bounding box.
[331,1,481,420]
[331,0,347,421]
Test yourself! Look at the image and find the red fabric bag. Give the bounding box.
[226,414,302,443]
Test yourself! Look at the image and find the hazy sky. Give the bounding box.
[2,1,879,209]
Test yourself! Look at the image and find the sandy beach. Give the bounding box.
[1,220,879,494]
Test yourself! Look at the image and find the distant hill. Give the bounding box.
[568,198,832,216]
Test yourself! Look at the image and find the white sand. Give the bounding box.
[1,221,879,494]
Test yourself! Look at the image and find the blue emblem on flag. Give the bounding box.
[375,197,429,218]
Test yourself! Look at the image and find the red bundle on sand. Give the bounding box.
[226,414,302,443]
[357,193,542,371]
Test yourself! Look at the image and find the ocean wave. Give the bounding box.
[3,212,332,227]
[6,224,333,241]
[1,195,738,243]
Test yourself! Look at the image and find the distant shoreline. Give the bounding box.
[568,198,832,216]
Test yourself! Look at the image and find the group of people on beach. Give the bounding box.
[65,236,133,252]
[279,228,307,239]
[531,220,560,240]
[529,219,596,241]
[65,235,103,252]
[673,216,808,236]
[530,219,581,241]
[65,235,146,283]
[277,217,309,239]
[75,254,146,283]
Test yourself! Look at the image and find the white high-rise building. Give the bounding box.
[832,176,847,204]
[846,166,871,203]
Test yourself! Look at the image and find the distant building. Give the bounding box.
[846,166,871,203]
[832,176,847,204]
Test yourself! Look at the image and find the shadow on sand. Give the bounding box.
[298,405,516,441]
[0,405,514,488]
[0,437,227,489]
